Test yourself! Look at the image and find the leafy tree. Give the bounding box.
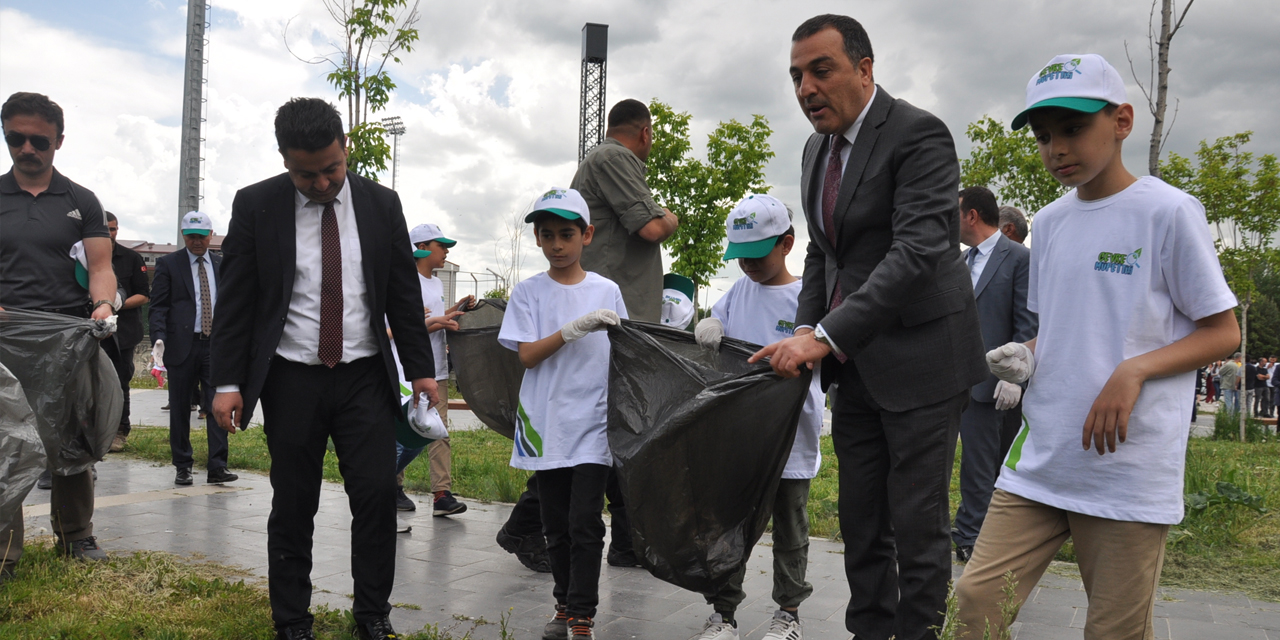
[960,116,1066,218]
[1162,131,1280,440]
[645,100,774,288]
[1237,294,1280,359]
[287,0,420,179]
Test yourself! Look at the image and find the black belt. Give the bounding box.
[193,333,211,341]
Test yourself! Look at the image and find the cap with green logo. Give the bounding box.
[524,188,591,225]
[181,210,213,236]
[723,194,791,260]
[1012,54,1127,131]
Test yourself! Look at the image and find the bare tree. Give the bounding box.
[1126,0,1196,178]
[490,210,526,300]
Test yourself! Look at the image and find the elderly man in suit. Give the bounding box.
[952,186,1037,563]
[149,211,237,486]
[755,14,987,640]
[210,98,434,640]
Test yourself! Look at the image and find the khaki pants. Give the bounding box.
[1,467,96,569]
[955,490,1168,640]
[396,401,451,493]
[704,478,814,613]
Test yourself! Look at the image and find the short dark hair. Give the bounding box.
[792,15,874,66]
[959,186,999,228]
[274,98,346,154]
[607,99,651,130]
[2,92,65,137]
[105,211,118,223]
[532,211,588,233]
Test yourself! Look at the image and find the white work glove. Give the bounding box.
[694,317,724,350]
[152,339,165,365]
[409,394,450,440]
[993,380,1023,411]
[561,309,621,344]
[987,342,1035,384]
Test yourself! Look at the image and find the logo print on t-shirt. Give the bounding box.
[1095,248,1142,275]
[66,209,82,220]
[775,319,796,335]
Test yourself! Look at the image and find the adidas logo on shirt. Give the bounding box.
[66,209,82,220]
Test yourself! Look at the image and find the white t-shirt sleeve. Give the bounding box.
[498,282,540,351]
[1163,197,1238,321]
[615,286,630,319]
[710,284,732,324]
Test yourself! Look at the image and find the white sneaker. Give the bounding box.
[761,610,802,640]
[693,613,739,640]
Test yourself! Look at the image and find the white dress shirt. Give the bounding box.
[966,230,1002,289]
[275,179,380,365]
[188,249,217,322]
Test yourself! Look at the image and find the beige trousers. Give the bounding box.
[397,401,451,493]
[955,489,1168,640]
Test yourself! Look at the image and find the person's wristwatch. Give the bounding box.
[812,324,838,352]
[91,299,114,313]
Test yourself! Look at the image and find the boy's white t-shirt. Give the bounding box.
[498,271,628,471]
[711,277,824,480]
[419,273,449,381]
[998,177,1237,524]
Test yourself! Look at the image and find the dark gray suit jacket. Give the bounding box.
[968,233,1037,402]
[795,86,987,413]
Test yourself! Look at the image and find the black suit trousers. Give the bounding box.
[832,363,966,640]
[166,337,228,470]
[260,355,398,631]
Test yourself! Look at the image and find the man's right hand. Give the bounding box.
[213,391,244,433]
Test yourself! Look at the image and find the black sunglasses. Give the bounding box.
[4,132,53,151]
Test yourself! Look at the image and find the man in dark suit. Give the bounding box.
[951,187,1037,563]
[755,15,987,640]
[210,98,435,640]
[149,210,236,486]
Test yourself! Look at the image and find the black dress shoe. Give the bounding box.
[956,545,974,563]
[355,616,399,640]
[607,548,642,568]
[275,627,316,640]
[175,468,193,485]
[207,468,238,484]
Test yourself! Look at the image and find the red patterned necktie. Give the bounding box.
[823,134,847,312]
[317,201,344,368]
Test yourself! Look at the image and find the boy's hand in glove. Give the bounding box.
[694,317,724,350]
[993,380,1023,410]
[987,342,1035,383]
[561,309,621,343]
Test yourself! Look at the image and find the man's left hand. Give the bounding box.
[412,378,440,409]
[749,329,830,378]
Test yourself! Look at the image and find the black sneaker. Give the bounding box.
[275,627,316,640]
[36,470,52,490]
[396,487,416,511]
[433,490,467,517]
[58,536,108,561]
[496,527,552,573]
[567,616,594,639]
[355,616,399,640]
[542,604,569,640]
[955,545,974,563]
[607,548,642,568]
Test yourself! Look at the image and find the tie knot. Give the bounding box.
[829,134,848,156]
[196,256,204,263]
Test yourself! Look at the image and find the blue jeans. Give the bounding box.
[396,442,425,475]
[1223,389,1239,413]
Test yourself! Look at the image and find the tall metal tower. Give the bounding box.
[381,116,405,190]
[578,23,608,163]
[177,0,209,241]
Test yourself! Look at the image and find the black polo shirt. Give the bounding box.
[112,241,149,349]
[0,168,109,309]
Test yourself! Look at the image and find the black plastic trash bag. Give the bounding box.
[447,299,524,440]
[0,363,46,536]
[0,309,122,478]
[606,320,812,594]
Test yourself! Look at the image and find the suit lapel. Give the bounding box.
[276,176,298,307]
[974,235,1010,298]
[833,87,892,238]
[802,134,835,256]
[347,172,380,309]
[175,250,195,302]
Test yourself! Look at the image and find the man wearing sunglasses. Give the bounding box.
[0,92,116,580]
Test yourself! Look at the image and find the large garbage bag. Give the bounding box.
[0,309,122,478]
[0,363,46,535]
[606,320,812,594]
[446,299,524,440]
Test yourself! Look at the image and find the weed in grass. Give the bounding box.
[934,573,1018,640]
[1212,407,1271,443]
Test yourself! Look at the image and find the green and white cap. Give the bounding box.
[1012,54,1126,131]
[723,194,790,260]
[524,188,590,225]
[181,210,213,236]
[660,273,696,329]
[410,223,456,248]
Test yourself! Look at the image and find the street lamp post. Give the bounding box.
[381,116,406,190]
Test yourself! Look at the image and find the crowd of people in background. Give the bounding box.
[1200,353,1278,419]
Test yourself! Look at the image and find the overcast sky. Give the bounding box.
[2,0,1277,302]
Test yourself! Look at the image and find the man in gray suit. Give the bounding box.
[756,14,987,640]
[952,187,1037,563]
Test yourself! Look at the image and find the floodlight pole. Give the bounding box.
[381,116,406,190]
[178,0,210,242]
[578,23,608,163]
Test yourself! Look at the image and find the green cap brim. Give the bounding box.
[1011,97,1110,130]
[663,273,696,300]
[723,237,780,260]
[74,261,89,289]
[434,237,457,248]
[524,208,584,223]
[182,229,211,237]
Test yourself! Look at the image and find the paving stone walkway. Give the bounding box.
[20,455,1276,639]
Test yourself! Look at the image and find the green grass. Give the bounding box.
[0,540,509,639]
